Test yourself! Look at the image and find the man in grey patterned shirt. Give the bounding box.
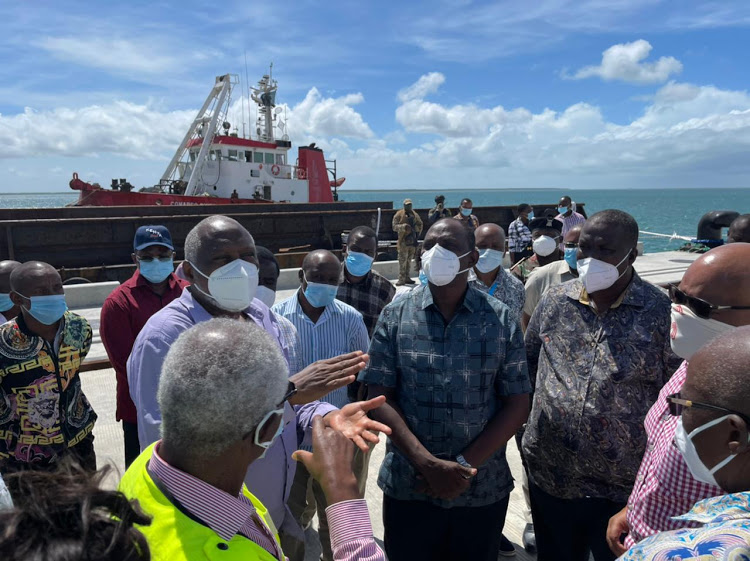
[362,218,531,561]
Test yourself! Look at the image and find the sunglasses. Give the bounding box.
[668,284,750,320]
[276,381,298,407]
[667,392,750,425]
[564,242,578,249]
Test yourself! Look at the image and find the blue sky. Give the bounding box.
[2,0,750,192]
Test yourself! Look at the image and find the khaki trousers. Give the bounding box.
[397,245,416,282]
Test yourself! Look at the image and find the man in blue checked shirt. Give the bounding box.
[273,249,370,561]
[362,218,531,561]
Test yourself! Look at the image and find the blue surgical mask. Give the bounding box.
[527,211,535,220]
[345,251,374,277]
[558,206,569,215]
[17,293,67,325]
[419,269,428,285]
[0,293,13,313]
[564,247,578,270]
[461,207,472,217]
[475,248,504,273]
[138,257,174,284]
[303,274,338,308]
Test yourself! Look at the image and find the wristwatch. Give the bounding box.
[455,454,474,479]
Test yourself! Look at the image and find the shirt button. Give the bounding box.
[217,543,229,550]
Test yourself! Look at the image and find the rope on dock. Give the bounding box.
[639,230,692,242]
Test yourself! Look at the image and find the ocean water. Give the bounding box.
[1,188,748,253]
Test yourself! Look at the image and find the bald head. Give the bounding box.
[0,261,21,294]
[184,215,255,270]
[564,225,582,245]
[683,326,750,492]
[10,262,61,296]
[475,223,505,253]
[300,249,341,289]
[679,243,750,326]
[728,214,750,244]
[424,218,476,255]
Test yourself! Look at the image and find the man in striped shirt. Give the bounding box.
[120,318,387,561]
[274,249,370,561]
[555,196,586,249]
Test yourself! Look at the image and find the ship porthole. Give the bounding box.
[291,190,295,196]
[213,186,217,190]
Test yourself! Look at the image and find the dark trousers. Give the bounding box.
[529,481,625,561]
[122,420,140,468]
[383,494,510,561]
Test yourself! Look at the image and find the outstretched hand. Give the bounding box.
[324,395,392,452]
[289,351,368,405]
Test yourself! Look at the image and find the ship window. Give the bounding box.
[265,153,275,165]
[209,150,217,161]
[254,152,264,163]
[276,153,285,165]
[251,170,260,177]
[245,151,252,162]
[228,149,238,161]
[189,151,197,162]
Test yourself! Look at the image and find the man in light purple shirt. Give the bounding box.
[122,318,388,560]
[127,215,379,550]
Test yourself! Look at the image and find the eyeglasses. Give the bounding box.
[136,256,173,263]
[668,284,750,320]
[564,242,578,249]
[667,392,750,425]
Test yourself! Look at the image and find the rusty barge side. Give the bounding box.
[0,202,583,283]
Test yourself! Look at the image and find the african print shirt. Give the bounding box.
[360,284,530,508]
[470,267,525,328]
[620,492,750,560]
[0,312,95,465]
[522,274,682,502]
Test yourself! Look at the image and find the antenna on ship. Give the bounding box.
[244,51,251,140]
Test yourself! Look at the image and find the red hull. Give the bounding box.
[73,187,269,207]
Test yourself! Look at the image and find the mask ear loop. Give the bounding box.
[457,250,473,275]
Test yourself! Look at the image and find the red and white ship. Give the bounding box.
[69,70,345,206]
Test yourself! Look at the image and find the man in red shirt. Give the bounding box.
[100,225,188,467]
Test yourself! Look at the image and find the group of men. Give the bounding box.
[0,201,749,561]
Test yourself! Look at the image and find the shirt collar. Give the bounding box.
[419,283,478,313]
[149,442,255,542]
[673,492,750,525]
[568,271,646,310]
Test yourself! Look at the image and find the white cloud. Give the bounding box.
[569,40,683,84]
[397,72,446,102]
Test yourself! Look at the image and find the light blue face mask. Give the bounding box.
[527,211,535,220]
[558,206,569,215]
[461,207,472,217]
[475,248,504,274]
[254,408,284,459]
[564,247,578,270]
[138,257,174,284]
[303,273,339,308]
[419,269,428,285]
[17,293,67,325]
[0,293,13,313]
[345,251,374,277]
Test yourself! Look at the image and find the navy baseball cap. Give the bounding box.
[134,225,174,251]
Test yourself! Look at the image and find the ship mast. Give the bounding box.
[250,64,278,143]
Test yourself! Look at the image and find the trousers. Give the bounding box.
[383,495,510,561]
[397,245,416,281]
[529,481,625,561]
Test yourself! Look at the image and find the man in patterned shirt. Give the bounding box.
[618,326,750,561]
[337,226,396,337]
[523,210,682,561]
[362,218,531,561]
[606,242,750,556]
[508,203,534,265]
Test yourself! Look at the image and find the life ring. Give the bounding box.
[297,168,307,180]
[271,164,280,176]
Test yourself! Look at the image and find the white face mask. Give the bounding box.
[422,244,471,286]
[533,235,558,257]
[190,259,259,312]
[255,285,276,308]
[475,248,504,273]
[254,408,285,459]
[670,303,736,360]
[577,250,631,294]
[674,415,747,488]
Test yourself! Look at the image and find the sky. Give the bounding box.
[2,1,750,192]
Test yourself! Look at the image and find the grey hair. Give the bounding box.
[184,215,253,265]
[158,318,289,457]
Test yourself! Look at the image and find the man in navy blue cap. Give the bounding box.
[100,225,188,467]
